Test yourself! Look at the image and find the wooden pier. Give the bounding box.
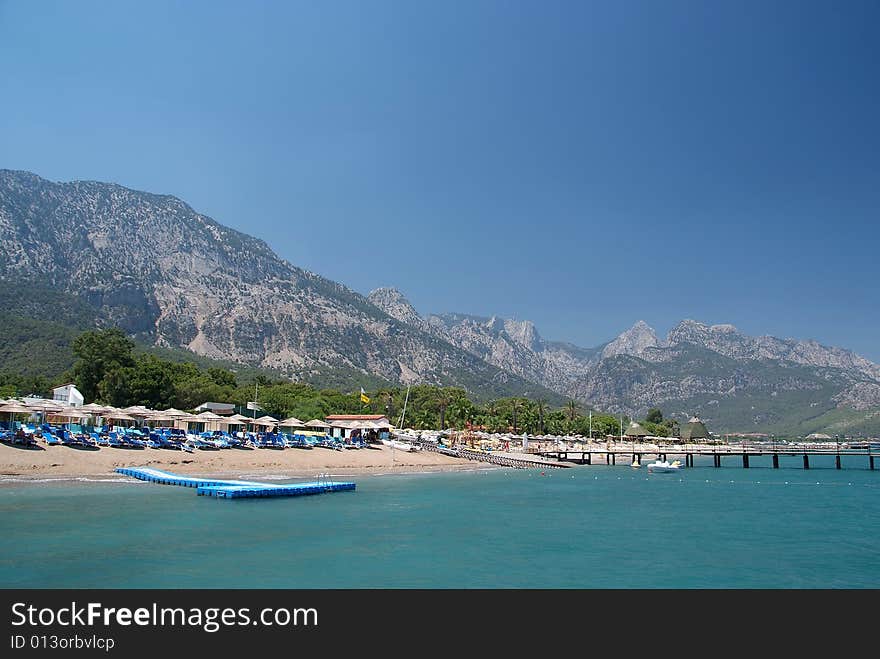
[537,446,879,470]
[416,440,569,469]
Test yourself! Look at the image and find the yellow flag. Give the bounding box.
[360,387,370,404]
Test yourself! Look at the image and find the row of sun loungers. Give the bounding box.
[0,424,374,452]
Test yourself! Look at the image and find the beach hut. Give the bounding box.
[624,420,649,439]
[680,416,710,441]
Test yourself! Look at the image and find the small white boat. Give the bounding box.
[381,438,420,452]
[647,459,682,473]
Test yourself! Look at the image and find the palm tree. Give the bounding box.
[436,390,452,430]
[448,397,473,429]
[509,398,523,434]
[535,398,547,434]
[565,399,580,424]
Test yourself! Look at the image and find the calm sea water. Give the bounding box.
[2,455,878,588]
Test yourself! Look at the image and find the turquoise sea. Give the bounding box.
[2,455,878,588]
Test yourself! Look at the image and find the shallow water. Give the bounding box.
[1,457,878,588]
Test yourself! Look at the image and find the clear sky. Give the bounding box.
[2,1,878,360]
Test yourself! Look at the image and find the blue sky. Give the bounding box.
[2,1,878,359]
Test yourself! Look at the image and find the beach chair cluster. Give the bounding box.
[1,419,374,455]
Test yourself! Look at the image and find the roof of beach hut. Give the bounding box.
[680,416,710,440]
[624,421,649,437]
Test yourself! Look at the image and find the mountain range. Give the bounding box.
[2,169,879,435]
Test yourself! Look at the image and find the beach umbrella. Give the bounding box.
[304,419,328,429]
[252,415,278,427]
[122,405,154,418]
[0,402,34,428]
[195,411,225,431]
[25,400,63,425]
[104,411,136,422]
[278,416,305,427]
[157,407,187,417]
[54,407,90,419]
[81,402,111,413]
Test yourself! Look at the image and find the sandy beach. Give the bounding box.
[0,442,486,481]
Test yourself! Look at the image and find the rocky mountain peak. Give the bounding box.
[667,319,710,345]
[485,315,505,333]
[600,320,659,359]
[503,318,542,351]
[367,287,424,327]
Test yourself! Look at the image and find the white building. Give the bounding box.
[52,383,84,407]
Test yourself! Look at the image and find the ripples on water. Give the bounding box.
[1,458,878,588]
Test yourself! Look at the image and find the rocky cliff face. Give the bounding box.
[0,170,557,400]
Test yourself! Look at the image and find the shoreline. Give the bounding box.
[0,442,498,482]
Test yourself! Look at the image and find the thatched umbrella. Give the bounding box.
[278,416,305,428]
[121,405,154,420]
[624,421,649,438]
[252,415,278,428]
[25,399,63,426]
[195,411,225,431]
[104,411,137,426]
[680,416,710,441]
[81,402,111,414]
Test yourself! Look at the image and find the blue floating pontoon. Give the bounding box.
[116,467,355,499]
